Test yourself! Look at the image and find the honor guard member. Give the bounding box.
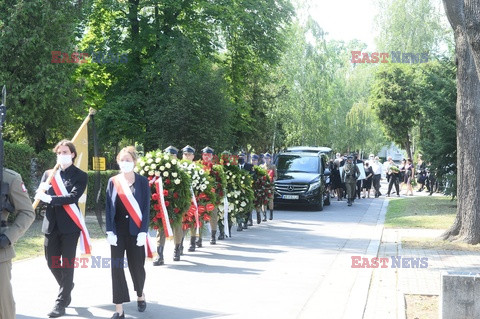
[341,155,360,206]
[182,146,199,253]
[251,154,263,224]
[0,170,35,319]
[251,154,259,167]
[194,146,217,247]
[238,152,253,229]
[152,145,179,266]
[164,146,179,159]
[260,153,277,221]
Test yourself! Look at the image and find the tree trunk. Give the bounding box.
[441,0,480,243]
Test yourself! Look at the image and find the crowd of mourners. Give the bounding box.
[328,152,438,201]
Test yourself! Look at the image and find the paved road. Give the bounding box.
[12,196,386,319]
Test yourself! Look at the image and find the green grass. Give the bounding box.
[384,196,456,229]
[402,237,480,252]
[12,214,106,262]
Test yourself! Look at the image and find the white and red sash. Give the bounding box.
[154,177,174,238]
[111,174,153,258]
[51,171,92,255]
[190,187,200,236]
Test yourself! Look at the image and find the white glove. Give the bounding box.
[106,231,117,246]
[38,182,51,192]
[136,232,147,247]
[34,191,52,204]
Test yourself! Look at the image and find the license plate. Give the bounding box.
[283,194,299,200]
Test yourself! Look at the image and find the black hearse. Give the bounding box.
[274,146,331,210]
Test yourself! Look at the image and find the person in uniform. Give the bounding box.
[341,155,360,206]
[0,169,35,319]
[260,153,277,221]
[152,146,178,266]
[199,146,219,245]
[34,139,88,318]
[238,152,253,229]
[105,146,149,319]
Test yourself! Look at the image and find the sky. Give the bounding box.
[306,0,379,50]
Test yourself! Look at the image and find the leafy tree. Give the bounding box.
[0,0,87,152]
[369,64,420,159]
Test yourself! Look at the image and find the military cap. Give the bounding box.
[202,146,214,154]
[347,155,354,160]
[264,153,272,159]
[182,145,196,154]
[164,145,178,155]
[239,152,246,157]
[252,154,259,160]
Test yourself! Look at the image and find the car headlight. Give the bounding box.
[308,180,321,192]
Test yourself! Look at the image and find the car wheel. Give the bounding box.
[315,197,324,211]
[324,194,330,206]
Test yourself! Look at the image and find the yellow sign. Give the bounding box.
[92,157,106,171]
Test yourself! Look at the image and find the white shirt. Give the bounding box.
[371,161,383,175]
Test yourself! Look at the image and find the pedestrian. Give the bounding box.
[105,146,149,319]
[200,147,221,243]
[362,162,373,198]
[35,139,89,318]
[370,155,383,198]
[0,168,35,319]
[404,158,415,196]
[341,155,360,206]
[386,161,400,197]
[398,159,406,192]
[331,160,343,201]
[353,153,364,199]
[260,153,277,220]
[416,154,427,192]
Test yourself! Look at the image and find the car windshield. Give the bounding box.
[276,155,319,173]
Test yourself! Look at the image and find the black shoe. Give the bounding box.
[256,211,261,224]
[210,230,217,244]
[196,237,203,248]
[173,244,181,261]
[137,299,147,312]
[64,282,74,307]
[48,304,65,318]
[236,224,243,231]
[218,231,225,240]
[152,256,164,266]
[242,221,248,229]
[110,312,125,319]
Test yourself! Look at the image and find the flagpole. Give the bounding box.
[32,108,97,209]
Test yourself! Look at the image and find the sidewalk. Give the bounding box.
[363,191,478,319]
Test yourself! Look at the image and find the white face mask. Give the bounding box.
[57,154,73,167]
[119,161,134,173]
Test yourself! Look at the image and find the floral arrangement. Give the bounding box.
[218,153,254,220]
[178,159,217,230]
[135,150,191,232]
[252,166,274,207]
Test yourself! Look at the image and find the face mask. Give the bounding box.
[238,158,245,165]
[57,154,73,167]
[119,161,134,173]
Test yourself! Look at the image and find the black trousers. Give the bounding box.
[44,228,80,306]
[111,234,146,304]
[373,174,381,196]
[388,175,399,195]
[356,180,362,198]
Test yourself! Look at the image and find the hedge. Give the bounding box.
[4,141,35,191]
[86,170,117,212]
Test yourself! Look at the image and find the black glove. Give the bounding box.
[0,234,11,248]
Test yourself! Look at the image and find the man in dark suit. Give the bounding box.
[353,153,364,199]
[35,140,88,318]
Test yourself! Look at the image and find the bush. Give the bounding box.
[4,141,35,191]
[86,170,117,213]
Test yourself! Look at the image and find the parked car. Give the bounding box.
[274,147,331,210]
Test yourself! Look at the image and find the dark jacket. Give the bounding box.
[239,163,253,172]
[105,173,150,236]
[41,165,88,234]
